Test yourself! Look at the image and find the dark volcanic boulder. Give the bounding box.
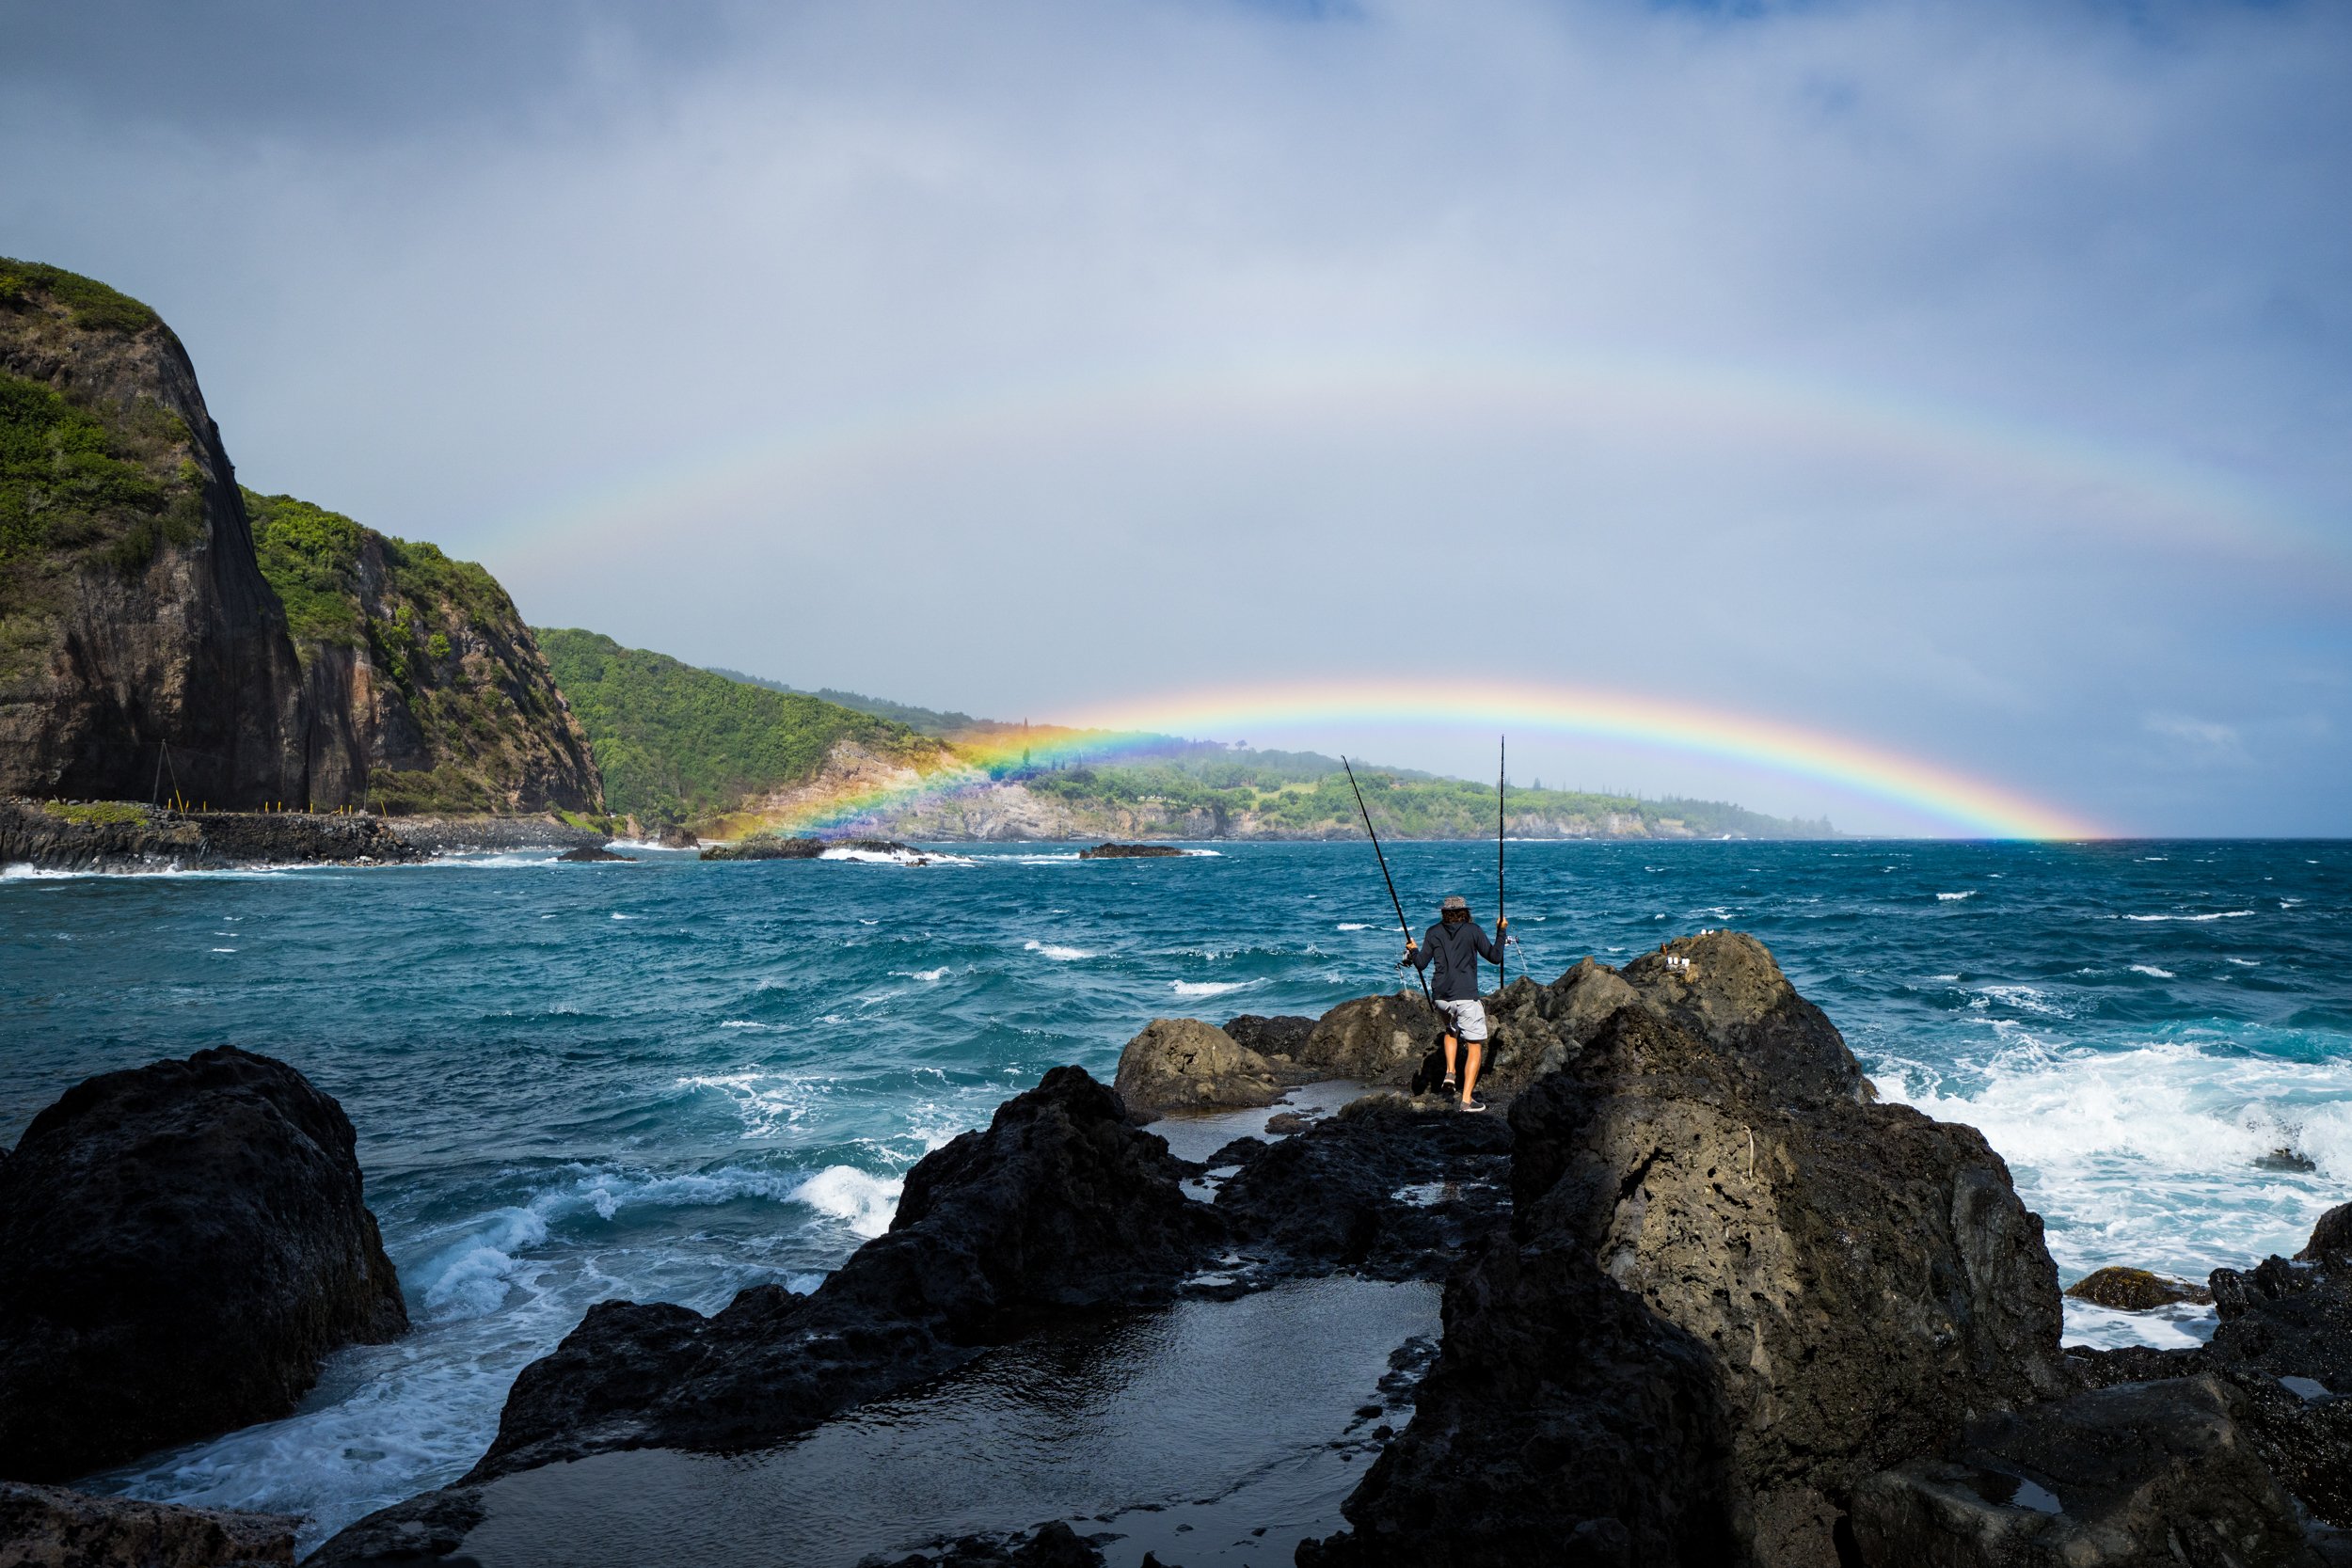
[700,834,827,860]
[1296,993,1443,1084]
[1849,1376,2312,1568]
[1220,1012,1316,1072]
[1216,1093,1514,1279]
[1113,1017,1285,1119]
[2063,1265,2211,1310]
[554,844,631,862]
[0,1047,406,1481]
[466,1066,1219,1481]
[1078,842,1183,859]
[0,1481,298,1567]
[1306,932,2067,1567]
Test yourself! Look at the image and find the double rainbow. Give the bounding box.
[776,678,2098,840]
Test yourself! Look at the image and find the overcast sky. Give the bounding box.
[6,0,2346,833]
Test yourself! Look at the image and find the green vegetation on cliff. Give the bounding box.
[246,489,602,816]
[541,631,946,825]
[0,259,160,336]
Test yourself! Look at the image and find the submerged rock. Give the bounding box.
[859,1520,1106,1568]
[1113,1018,1285,1120]
[1305,931,2066,1567]
[462,1066,1218,1481]
[2064,1265,2212,1310]
[0,1047,406,1481]
[1849,1375,2312,1568]
[0,1480,298,1568]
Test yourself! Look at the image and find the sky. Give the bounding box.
[4,0,2347,834]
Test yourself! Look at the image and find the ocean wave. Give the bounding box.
[1171,979,1256,997]
[1025,941,1096,961]
[2130,964,2177,979]
[787,1165,905,1239]
[893,967,951,982]
[1337,923,1370,931]
[1936,891,1975,901]
[1970,984,2074,1019]
[2122,911,2255,923]
[819,847,976,867]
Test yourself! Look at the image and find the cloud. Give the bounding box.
[2143,712,2249,767]
[4,0,2347,832]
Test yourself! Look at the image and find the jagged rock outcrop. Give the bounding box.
[2071,1203,2352,1530]
[2064,1265,2211,1309]
[0,261,307,808]
[1113,1017,1286,1119]
[1078,842,1183,859]
[0,261,602,816]
[0,1481,298,1568]
[1849,1376,2313,1568]
[1220,1013,1315,1068]
[1303,931,2067,1567]
[700,835,915,862]
[244,491,601,816]
[467,1066,1217,1481]
[0,1047,406,1481]
[0,796,421,870]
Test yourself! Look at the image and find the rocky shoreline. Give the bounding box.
[2,932,2344,1567]
[0,797,623,871]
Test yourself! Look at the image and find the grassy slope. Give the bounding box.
[541,630,945,824]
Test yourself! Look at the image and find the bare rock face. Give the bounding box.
[1296,994,1442,1084]
[0,261,308,807]
[1219,1013,1315,1071]
[0,1481,298,1568]
[459,1066,1219,1483]
[1849,1376,2313,1568]
[2064,1265,2212,1310]
[0,1047,406,1481]
[1113,1018,1285,1120]
[1305,932,2066,1567]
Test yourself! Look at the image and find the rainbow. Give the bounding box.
[772,678,2101,840]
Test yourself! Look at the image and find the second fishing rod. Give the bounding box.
[1342,754,1440,1019]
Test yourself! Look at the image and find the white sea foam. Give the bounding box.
[1971,984,2073,1019]
[1337,923,1370,931]
[2130,964,2177,979]
[819,846,975,867]
[2122,911,2255,923]
[1025,941,1095,961]
[1874,1040,2352,1286]
[895,967,951,982]
[1172,979,1255,997]
[788,1165,904,1238]
[1936,891,1975,901]
[677,1070,826,1137]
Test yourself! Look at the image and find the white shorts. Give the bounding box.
[1437,999,1489,1042]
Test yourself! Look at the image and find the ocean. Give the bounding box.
[4,838,2347,1547]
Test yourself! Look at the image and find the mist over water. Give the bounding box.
[4,839,2346,1545]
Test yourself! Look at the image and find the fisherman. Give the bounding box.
[1401,895,1508,1111]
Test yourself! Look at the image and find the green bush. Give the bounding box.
[0,258,161,335]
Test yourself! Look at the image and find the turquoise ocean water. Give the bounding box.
[4,838,2347,1544]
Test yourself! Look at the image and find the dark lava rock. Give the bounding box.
[0,798,421,873]
[702,835,914,862]
[300,1487,484,1567]
[1220,1013,1315,1069]
[1294,994,1443,1085]
[0,1480,298,1567]
[655,823,700,848]
[859,1520,1106,1568]
[0,1047,406,1481]
[2069,1205,2352,1528]
[1077,842,1183,858]
[1304,932,2066,1568]
[555,845,632,862]
[1216,1095,1512,1281]
[1113,1018,1286,1120]
[1849,1375,2312,1568]
[2063,1265,2212,1310]
[464,1066,1219,1481]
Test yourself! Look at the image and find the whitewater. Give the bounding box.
[2,837,2344,1545]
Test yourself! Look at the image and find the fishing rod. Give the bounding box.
[1342,755,1438,1017]
[1498,735,1506,989]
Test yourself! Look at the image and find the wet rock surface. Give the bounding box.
[1849,1375,2312,1568]
[700,835,915,861]
[461,1067,1221,1482]
[860,1521,1109,1568]
[1114,1019,1286,1120]
[0,1480,299,1568]
[1078,843,1183,859]
[554,844,632,862]
[1305,931,2066,1568]
[0,1047,406,1481]
[1216,1096,1512,1281]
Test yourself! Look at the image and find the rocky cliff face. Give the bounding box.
[246,491,598,815]
[0,261,601,816]
[0,261,307,808]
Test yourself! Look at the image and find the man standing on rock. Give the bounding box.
[1402,895,1507,1111]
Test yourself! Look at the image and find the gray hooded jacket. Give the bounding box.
[1406,918,1502,1002]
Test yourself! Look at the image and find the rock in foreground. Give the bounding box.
[0,1481,298,1568]
[0,1047,407,1481]
[1305,931,2067,1567]
[1113,1017,1286,1119]
[464,1066,1217,1481]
